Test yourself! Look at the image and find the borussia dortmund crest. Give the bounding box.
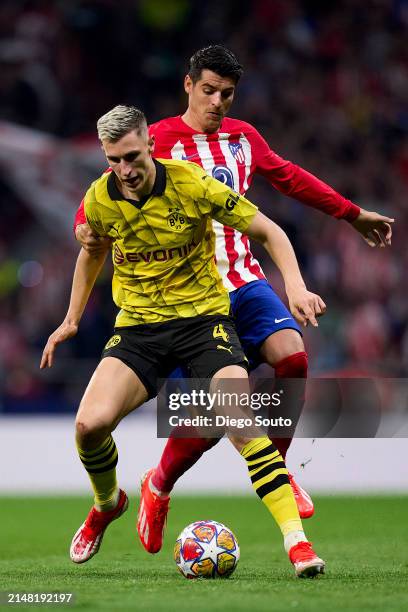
[167,208,186,231]
[104,334,121,350]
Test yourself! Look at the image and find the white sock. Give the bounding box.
[284,530,308,553]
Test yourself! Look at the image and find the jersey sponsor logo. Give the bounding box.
[115,239,198,264]
[212,165,234,188]
[274,317,291,324]
[228,142,245,164]
[225,192,241,212]
[167,208,186,231]
[104,334,121,350]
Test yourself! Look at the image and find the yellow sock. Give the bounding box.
[241,437,302,536]
[77,435,119,511]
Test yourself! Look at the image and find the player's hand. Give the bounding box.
[351,209,394,247]
[40,321,78,369]
[75,223,112,255]
[287,287,326,328]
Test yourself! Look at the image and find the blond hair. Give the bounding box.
[96,105,148,142]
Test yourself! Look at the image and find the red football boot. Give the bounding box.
[289,541,325,578]
[137,469,170,554]
[70,489,128,563]
[288,473,314,519]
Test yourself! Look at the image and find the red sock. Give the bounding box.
[152,426,220,493]
[270,351,308,459]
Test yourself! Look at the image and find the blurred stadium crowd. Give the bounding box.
[0,0,407,413]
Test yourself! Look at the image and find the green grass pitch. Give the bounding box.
[1,495,407,611]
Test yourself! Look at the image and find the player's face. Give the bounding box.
[102,129,155,198]
[184,69,236,133]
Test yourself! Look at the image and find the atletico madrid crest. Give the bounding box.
[228,142,245,164]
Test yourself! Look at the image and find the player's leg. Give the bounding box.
[212,364,301,540]
[211,365,324,578]
[150,434,220,494]
[150,367,220,496]
[229,430,324,577]
[259,329,314,517]
[189,321,323,577]
[259,328,307,457]
[75,356,149,508]
[71,356,149,564]
[71,325,162,564]
[141,367,220,553]
[231,280,313,517]
[138,314,243,553]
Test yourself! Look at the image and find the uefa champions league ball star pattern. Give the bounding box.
[174,520,240,579]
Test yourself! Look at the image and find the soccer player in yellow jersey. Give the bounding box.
[41,105,326,577]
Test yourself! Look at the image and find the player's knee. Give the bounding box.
[274,351,308,378]
[75,412,112,447]
[260,329,305,366]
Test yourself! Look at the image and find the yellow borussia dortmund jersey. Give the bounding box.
[84,158,258,326]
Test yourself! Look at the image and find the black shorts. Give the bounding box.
[101,315,248,398]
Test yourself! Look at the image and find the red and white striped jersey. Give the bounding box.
[75,115,360,292]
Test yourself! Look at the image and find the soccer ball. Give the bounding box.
[174,520,240,579]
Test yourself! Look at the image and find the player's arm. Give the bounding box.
[248,125,394,247]
[40,247,109,368]
[74,199,112,255]
[245,211,326,327]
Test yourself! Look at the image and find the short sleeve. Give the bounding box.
[198,171,258,233]
[83,186,106,236]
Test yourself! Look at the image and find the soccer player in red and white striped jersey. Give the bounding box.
[74,46,393,552]
[150,113,359,291]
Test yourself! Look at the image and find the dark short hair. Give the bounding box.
[188,45,243,84]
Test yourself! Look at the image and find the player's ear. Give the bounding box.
[148,134,155,154]
[184,74,193,94]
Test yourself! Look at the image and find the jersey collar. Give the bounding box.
[177,114,225,134]
[107,159,166,209]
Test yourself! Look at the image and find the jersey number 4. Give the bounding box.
[213,323,229,343]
